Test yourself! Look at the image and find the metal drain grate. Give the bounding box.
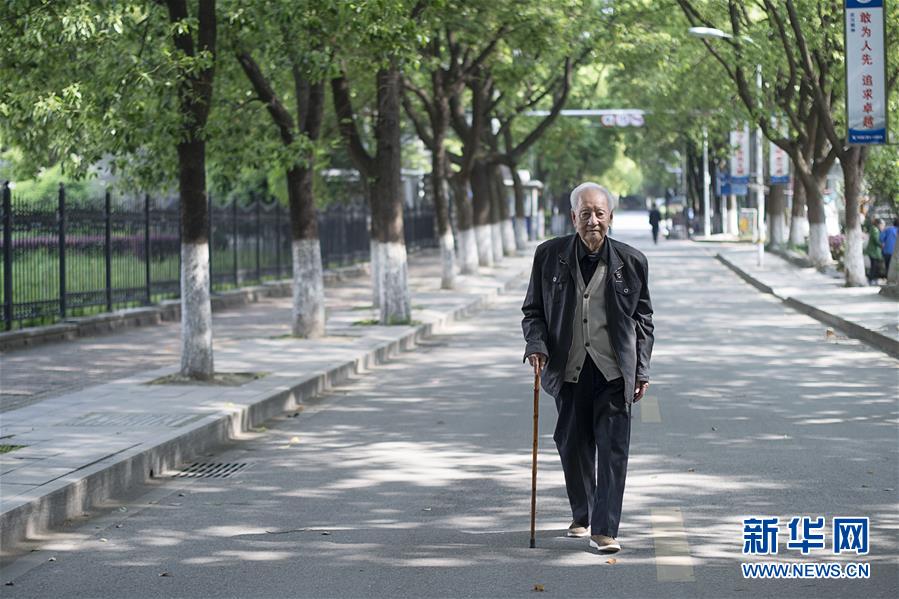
[173,462,248,479]
[55,412,206,428]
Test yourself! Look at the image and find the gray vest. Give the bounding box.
[563,262,623,383]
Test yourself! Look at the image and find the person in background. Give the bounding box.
[649,206,661,245]
[880,218,898,275]
[864,218,884,285]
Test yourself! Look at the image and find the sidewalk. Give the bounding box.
[0,245,536,556]
[714,244,899,358]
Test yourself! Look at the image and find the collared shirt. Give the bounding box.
[576,235,608,284]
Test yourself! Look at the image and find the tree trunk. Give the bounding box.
[287,164,325,336]
[800,170,832,267]
[431,136,456,289]
[470,161,494,266]
[789,175,808,246]
[510,166,528,250]
[768,184,787,248]
[492,164,515,256]
[166,0,216,381]
[450,176,478,274]
[178,138,214,380]
[372,66,411,324]
[841,146,867,286]
[727,195,738,235]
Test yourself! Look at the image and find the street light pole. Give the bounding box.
[755,65,765,267]
[702,125,711,237]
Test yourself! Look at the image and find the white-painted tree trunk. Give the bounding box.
[439,229,456,289]
[808,222,833,267]
[727,196,739,235]
[475,224,494,266]
[491,222,504,263]
[502,218,517,254]
[459,227,479,274]
[291,239,326,337]
[789,215,809,246]
[843,222,866,287]
[376,240,411,324]
[769,212,787,249]
[180,241,214,379]
[720,199,729,235]
[887,250,899,285]
[514,216,528,250]
[370,239,381,309]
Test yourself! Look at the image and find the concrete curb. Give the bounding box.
[0,262,529,555]
[716,253,899,359]
[0,262,371,352]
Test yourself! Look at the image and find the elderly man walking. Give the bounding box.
[521,182,654,554]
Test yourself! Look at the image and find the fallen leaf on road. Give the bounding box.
[119,507,127,512]
[99,538,108,543]
[422,507,432,512]
[321,531,331,536]
[711,427,717,431]
[289,436,300,445]
[159,572,171,577]
[115,524,123,529]
[606,558,617,565]
[687,468,695,472]
[533,583,545,592]
[4,581,13,586]
[48,557,56,562]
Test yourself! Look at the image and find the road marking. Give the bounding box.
[650,507,695,582]
[640,394,661,423]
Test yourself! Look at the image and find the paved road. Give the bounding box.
[3,214,897,598]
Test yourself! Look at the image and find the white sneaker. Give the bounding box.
[567,521,589,538]
[590,534,621,553]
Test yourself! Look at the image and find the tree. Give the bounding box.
[225,1,328,337]
[1,0,220,378]
[401,7,508,284]
[677,0,898,283]
[330,0,426,324]
[163,0,218,377]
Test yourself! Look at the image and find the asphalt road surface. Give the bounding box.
[4,212,897,598]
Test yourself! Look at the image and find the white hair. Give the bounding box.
[569,182,617,212]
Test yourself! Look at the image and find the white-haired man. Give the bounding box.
[521,182,654,553]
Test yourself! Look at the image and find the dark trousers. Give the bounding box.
[553,356,631,537]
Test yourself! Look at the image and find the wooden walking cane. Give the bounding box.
[529,369,540,548]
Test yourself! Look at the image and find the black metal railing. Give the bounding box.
[0,182,437,330]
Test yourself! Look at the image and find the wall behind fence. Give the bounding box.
[0,182,437,330]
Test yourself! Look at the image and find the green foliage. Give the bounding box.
[866,146,899,213]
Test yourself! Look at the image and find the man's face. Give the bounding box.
[571,189,613,248]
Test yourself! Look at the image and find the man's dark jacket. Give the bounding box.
[521,234,654,404]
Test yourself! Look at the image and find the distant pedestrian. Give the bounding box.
[880,218,898,275]
[648,206,661,244]
[864,219,884,285]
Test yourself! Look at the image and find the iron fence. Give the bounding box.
[0,182,437,330]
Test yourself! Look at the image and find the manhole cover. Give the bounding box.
[54,412,206,428]
[173,462,248,479]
